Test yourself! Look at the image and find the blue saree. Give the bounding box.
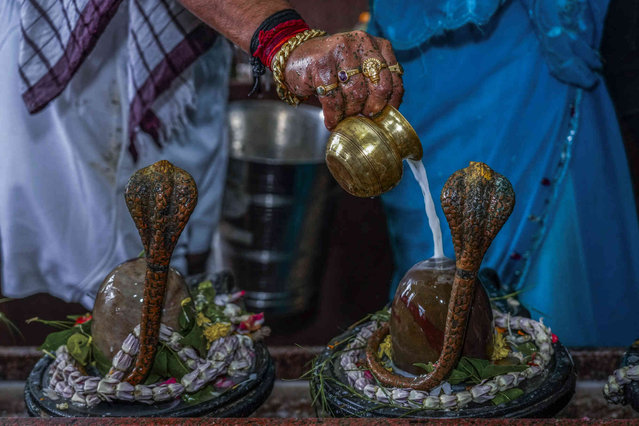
[370,0,639,346]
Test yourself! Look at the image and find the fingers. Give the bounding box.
[375,36,404,108]
[338,31,390,117]
[285,31,403,129]
[333,35,368,117]
[360,58,393,116]
[319,91,346,130]
[313,70,345,130]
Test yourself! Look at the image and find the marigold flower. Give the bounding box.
[377,334,393,360]
[490,331,510,361]
[196,312,211,328]
[203,322,232,346]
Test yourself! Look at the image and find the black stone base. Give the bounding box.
[24,342,275,418]
[311,328,576,418]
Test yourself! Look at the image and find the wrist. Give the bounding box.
[248,9,309,95]
[252,14,310,70]
[270,29,326,105]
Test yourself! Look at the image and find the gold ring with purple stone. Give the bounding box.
[316,82,339,96]
[337,67,361,84]
[388,63,404,75]
[361,58,387,84]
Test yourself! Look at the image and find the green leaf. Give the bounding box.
[27,317,74,330]
[480,363,528,379]
[167,351,190,380]
[91,343,112,376]
[413,362,434,373]
[491,387,524,405]
[180,322,206,357]
[39,328,76,353]
[462,357,490,378]
[203,304,229,324]
[143,373,162,385]
[197,280,215,294]
[151,348,169,378]
[455,357,485,382]
[195,280,216,312]
[181,384,220,405]
[67,333,91,365]
[142,346,174,383]
[514,342,538,356]
[79,322,92,335]
[447,368,471,384]
[447,356,529,385]
[179,302,194,332]
[371,308,391,323]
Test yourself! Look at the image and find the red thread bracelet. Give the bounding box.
[253,19,310,69]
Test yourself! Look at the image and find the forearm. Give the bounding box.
[180,0,404,131]
[179,0,294,52]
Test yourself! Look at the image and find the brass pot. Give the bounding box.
[325,105,423,198]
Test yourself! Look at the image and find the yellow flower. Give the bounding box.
[196,312,210,328]
[203,322,232,347]
[490,330,511,361]
[377,334,393,361]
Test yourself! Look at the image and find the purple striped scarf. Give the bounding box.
[19,0,218,160]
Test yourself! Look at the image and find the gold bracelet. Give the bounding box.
[271,29,327,106]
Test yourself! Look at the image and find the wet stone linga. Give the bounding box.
[91,258,190,361]
[366,162,515,390]
[390,257,493,376]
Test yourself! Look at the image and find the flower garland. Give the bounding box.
[335,310,554,410]
[39,285,268,408]
[603,365,639,405]
[45,323,255,407]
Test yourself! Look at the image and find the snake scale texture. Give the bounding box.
[123,160,197,385]
[366,162,515,390]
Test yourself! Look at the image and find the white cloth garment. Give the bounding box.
[0,1,231,308]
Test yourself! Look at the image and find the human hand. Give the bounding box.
[283,31,404,130]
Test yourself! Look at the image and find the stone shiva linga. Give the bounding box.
[367,162,512,389]
[311,162,576,418]
[24,160,274,417]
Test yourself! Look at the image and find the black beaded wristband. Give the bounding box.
[248,9,304,96]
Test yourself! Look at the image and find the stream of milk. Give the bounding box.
[406,159,444,259]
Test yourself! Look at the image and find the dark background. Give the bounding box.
[1,0,638,347]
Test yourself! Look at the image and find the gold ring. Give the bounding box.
[388,63,404,75]
[337,67,361,84]
[361,58,385,84]
[316,82,339,96]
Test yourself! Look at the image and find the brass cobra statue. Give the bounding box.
[365,162,515,390]
[122,160,198,385]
